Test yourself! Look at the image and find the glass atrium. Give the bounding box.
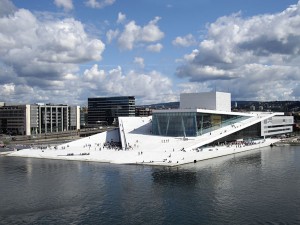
[152,111,249,137]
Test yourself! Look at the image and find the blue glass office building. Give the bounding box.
[88,96,135,125]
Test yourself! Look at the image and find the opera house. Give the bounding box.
[9,92,294,166]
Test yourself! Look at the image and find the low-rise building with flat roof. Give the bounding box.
[0,103,80,136]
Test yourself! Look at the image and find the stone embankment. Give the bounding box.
[274,136,300,146]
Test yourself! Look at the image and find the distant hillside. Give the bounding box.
[137,100,300,112]
[137,102,180,109]
[233,101,300,112]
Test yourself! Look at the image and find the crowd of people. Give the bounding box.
[81,140,122,151]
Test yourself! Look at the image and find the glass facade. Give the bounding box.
[152,112,197,137]
[0,105,27,135]
[152,111,249,137]
[88,96,135,126]
[214,123,262,143]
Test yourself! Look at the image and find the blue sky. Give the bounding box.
[0,0,299,105]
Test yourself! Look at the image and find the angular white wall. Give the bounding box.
[25,104,31,135]
[180,92,231,112]
[216,92,231,112]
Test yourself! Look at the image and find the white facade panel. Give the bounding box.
[76,106,80,130]
[180,92,216,110]
[261,116,294,136]
[216,92,231,112]
[180,92,231,111]
[25,105,31,136]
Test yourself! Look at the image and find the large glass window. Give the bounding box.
[213,123,262,143]
[196,113,247,135]
[152,111,249,137]
[152,112,197,136]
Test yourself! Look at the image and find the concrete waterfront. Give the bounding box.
[7,116,279,166]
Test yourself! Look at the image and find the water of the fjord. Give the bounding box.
[0,146,300,225]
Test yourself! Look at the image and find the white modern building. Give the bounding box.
[180,92,231,111]
[261,116,293,137]
[9,92,293,166]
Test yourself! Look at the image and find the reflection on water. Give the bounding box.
[227,151,262,166]
[1,146,300,225]
[152,168,197,185]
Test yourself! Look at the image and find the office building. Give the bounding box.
[88,96,135,126]
[0,103,80,136]
[80,107,88,128]
[135,107,152,116]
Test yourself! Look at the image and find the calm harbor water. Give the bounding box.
[0,146,300,225]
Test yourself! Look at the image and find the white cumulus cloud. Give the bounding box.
[80,65,175,104]
[134,57,145,68]
[146,43,163,52]
[0,3,106,105]
[106,29,119,44]
[172,34,197,47]
[83,64,106,82]
[176,2,300,100]
[0,8,105,82]
[85,0,115,9]
[117,12,126,24]
[117,17,164,50]
[0,83,15,97]
[0,0,16,16]
[54,0,73,11]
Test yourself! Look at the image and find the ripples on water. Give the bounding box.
[0,146,300,225]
